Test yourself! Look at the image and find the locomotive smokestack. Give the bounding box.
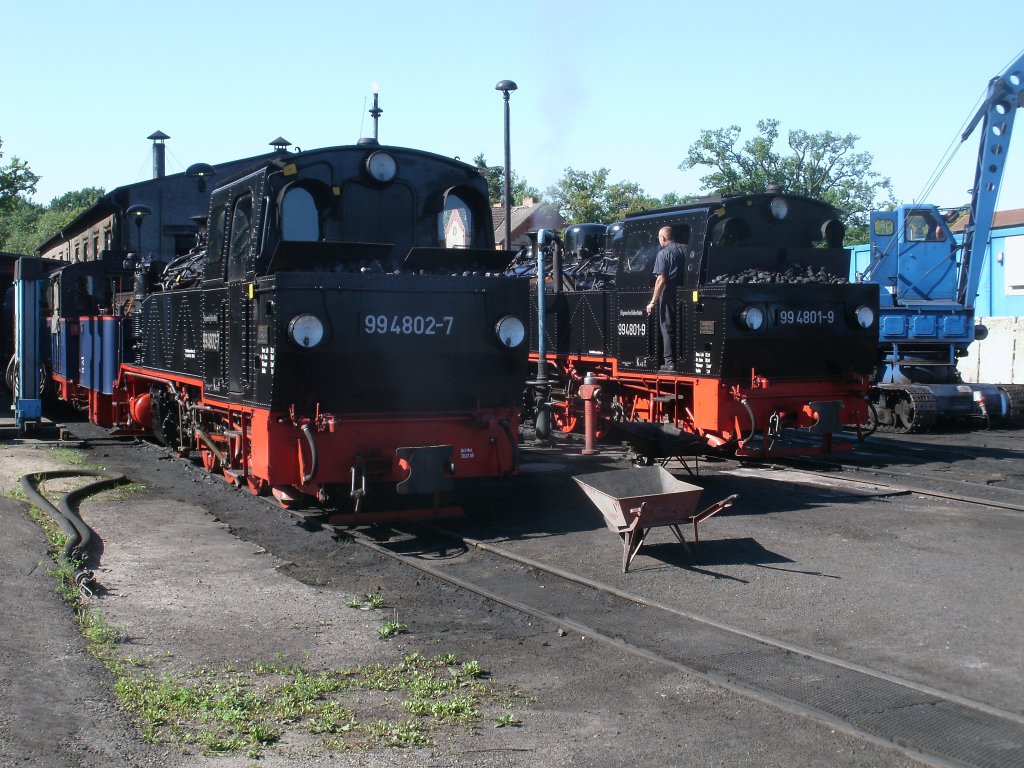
[148,131,170,179]
[369,82,383,141]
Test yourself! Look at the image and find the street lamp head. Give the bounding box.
[186,162,216,192]
[126,204,152,223]
[495,79,518,95]
[125,204,152,254]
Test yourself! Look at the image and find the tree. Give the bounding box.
[0,138,40,215]
[473,153,539,207]
[545,168,656,225]
[47,187,105,213]
[0,178,105,254]
[680,119,895,243]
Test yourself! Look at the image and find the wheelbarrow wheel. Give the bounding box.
[630,452,655,467]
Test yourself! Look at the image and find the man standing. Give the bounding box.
[645,226,685,371]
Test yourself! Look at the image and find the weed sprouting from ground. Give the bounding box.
[109,652,527,756]
[23,475,532,758]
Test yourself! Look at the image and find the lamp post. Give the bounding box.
[495,79,517,250]
[125,204,152,254]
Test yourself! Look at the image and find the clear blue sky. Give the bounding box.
[4,0,1024,215]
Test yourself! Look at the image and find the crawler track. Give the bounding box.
[341,521,1024,768]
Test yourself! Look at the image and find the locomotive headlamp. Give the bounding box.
[853,305,875,328]
[770,197,789,220]
[366,151,397,183]
[495,315,526,348]
[739,306,765,331]
[287,313,325,348]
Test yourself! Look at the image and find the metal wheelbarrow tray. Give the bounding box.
[574,466,737,572]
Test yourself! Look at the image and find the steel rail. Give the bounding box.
[342,523,1024,768]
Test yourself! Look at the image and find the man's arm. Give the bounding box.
[646,275,666,314]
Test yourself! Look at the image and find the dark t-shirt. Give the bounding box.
[652,241,685,287]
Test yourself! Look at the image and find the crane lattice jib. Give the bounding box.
[958,52,1024,307]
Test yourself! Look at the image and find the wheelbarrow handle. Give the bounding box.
[621,501,647,533]
[692,493,738,524]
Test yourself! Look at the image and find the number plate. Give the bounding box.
[775,308,837,326]
[361,314,455,336]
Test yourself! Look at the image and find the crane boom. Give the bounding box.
[958,52,1024,307]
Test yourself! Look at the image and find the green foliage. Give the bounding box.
[680,118,895,244]
[473,153,539,207]
[0,137,39,215]
[378,614,408,640]
[110,651,526,756]
[0,137,104,253]
[545,167,658,225]
[346,592,385,610]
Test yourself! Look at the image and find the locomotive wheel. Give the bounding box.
[552,401,578,434]
[245,474,268,496]
[272,485,306,510]
[200,448,220,473]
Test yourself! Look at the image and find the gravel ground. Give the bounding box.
[0,414,932,768]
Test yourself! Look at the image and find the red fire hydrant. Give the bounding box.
[579,372,601,456]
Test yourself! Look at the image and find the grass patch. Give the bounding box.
[49,447,100,468]
[346,592,385,610]
[23,484,533,758]
[4,485,27,502]
[378,614,408,640]
[109,652,527,756]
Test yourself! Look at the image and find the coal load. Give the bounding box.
[709,264,847,285]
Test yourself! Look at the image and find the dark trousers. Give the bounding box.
[658,297,676,367]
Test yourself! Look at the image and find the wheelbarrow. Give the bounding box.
[609,422,707,476]
[573,466,737,572]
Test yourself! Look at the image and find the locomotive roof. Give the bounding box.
[624,191,844,221]
[210,141,478,191]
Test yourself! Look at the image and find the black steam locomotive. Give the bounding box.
[525,192,879,456]
[42,142,529,518]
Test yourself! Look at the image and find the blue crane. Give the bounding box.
[857,51,1024,431]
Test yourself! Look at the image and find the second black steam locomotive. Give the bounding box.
[524,192,879,456]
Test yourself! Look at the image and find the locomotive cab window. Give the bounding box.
[280,182,331,240]
[281,185,321,242]
[204,205,227,282]
[711,216,752,247]
[439,190,474,248]
[621,230,659,274]
[228,194,253,281]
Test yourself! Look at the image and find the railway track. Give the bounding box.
[339,515,1024,768]
[768,430,1024,506]
[149,423,1024,767]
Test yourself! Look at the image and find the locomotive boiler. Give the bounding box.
[41,142,530,518]
[525,192,879,456]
